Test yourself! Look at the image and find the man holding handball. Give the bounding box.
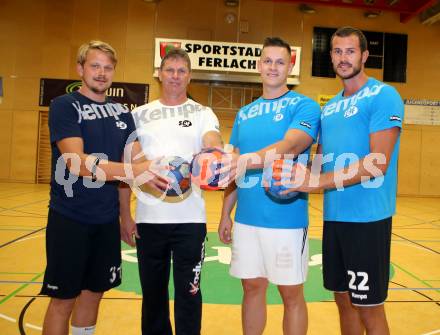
[41,40,166,335]
[219,37,321,335]
[120,48,226,335]
[280,27,404,335]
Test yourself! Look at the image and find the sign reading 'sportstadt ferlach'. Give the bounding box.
[154,38,301,77]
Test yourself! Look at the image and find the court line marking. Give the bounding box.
[0,211,46,215]
[0,215,46,219]
[0,225,45,229]
[12,234,45,244]
[0,190,46,200]
[393,239,440,242]
[0,312,16,322]
[0,190,437,330]
[4,283,435,290]
[394,212,439,222]
[392,263,440,294]
[0,313,43,331]
[19,297,37,335]
[5,294,440,303]
[421,329,440,335]
[0,273,44,305]
[25,323,42,331]
[392,241,440,253]
[390,280,438,306]
[395,220,440,228]
[0,228,41,231]
[0,272,40,275]
[393,227,440,230]
[308,203,323,213]
[4,283,437,290]
[0,199,49,214]
[392,232,440,255]
[0,209,47,217]
[393,217,440,227]
[0,281,43,284]
[389,288,440,290]
[0,228,46,249]
[393,229,440,232]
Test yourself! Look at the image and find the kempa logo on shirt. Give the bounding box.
[72,101,130,123]
[133,103,207,125]
[238,96,302,123]
[116,121,127,129]
[273,113,284,122]
[390,115,402,122]
[344,105,359,118]
[300,121,311,129]
[322,84,386,119]
[179,120,192,127]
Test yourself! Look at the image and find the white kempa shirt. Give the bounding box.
[131,98,220,223]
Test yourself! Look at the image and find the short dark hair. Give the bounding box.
[331,26,368,52]
[160,48,191,71]
[262,37,292,56]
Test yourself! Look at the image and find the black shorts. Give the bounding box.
[322,217,392,306]
[40,209,122,299]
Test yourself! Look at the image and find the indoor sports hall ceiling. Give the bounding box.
[258,0,440,23]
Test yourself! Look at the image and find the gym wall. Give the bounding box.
[0,0,439,196]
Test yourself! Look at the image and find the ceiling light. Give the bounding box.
[225,0,239,7]
[364,11,381,18]
[299,4,316,14]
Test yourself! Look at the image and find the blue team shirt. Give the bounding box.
[49,91,136,224]
[320,77,404,222]
[230,91,321,229]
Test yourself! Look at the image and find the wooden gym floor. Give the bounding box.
[0,182,439,334]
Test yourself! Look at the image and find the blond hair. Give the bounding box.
[77,40,117,66]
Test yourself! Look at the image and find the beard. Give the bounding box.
[89,85,108,94]
[334,61,362,80]
[83,76,111,95]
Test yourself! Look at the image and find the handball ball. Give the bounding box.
[190,148,226,191]
[162,156,191,197]
[264,159,299,200]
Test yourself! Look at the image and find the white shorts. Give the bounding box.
[230,222,309,285]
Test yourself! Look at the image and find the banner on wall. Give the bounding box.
[404,99,440,126]
[317,94,335,108]
[39,79,149,110]
[154,38,301,84]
